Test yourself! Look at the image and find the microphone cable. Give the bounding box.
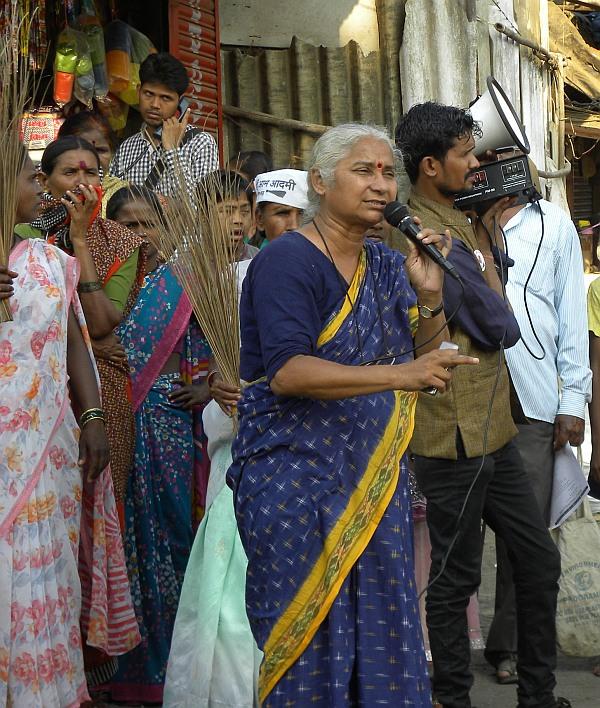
[496,203,546,360]
[517,201,547,360]
[418,341,504,600]
[361,276,466,366]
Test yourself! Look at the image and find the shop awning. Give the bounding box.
[549,1,600,98]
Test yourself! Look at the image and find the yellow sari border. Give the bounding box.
[316,250,366,349]
[259,388,418,702]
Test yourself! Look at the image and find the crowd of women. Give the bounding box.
[2,109,598,708]
[0,109,320,707]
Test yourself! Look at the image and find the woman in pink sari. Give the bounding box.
[0,151,139,707]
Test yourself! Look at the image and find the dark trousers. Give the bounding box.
[485,421,555,665]
[413,439,561,708]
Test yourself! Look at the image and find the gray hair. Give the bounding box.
[304,123,399,221]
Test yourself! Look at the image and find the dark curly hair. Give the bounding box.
[395,102,482,184]
[139,52,189,96]
[228,150,273,181]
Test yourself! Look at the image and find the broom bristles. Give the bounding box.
[0,2,36,323]
[151,166,242,390]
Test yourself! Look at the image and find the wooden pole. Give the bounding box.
[223,104,330,136]
[494,23,559,69]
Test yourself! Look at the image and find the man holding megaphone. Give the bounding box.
[394,97,568,708]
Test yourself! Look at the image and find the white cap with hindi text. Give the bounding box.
[254,169,309,211]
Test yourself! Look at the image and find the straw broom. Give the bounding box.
[154,167,242,397]
[0,2,35,323]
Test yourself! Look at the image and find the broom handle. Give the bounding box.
[0,298,12,323]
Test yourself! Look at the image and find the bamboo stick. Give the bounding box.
[0,2,35,324]
[223,104,330,136]
[149,166,242,397]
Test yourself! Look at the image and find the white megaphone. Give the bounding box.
[469,76,530,155]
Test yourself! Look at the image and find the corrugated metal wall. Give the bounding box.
[220,0,560,184]
[221,37,389,168]
[401,0,553,175]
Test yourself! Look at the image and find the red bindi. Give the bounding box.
[376,160,383,169]
[78,161,88,169]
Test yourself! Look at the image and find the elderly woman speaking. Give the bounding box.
[227,124,477,706]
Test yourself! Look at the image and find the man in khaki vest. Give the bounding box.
[394,102,566,708]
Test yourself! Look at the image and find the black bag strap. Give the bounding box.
[143,127,201,190]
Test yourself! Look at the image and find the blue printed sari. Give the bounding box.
[111,264,211,703]
[228,242,431,706]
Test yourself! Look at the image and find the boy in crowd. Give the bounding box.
[203,170,258,261]
[251,168,309,248]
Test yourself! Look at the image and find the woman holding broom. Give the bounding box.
[105,185,212,703]
[0,148,139,706]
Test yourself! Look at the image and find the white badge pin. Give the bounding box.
[473,249,486,272]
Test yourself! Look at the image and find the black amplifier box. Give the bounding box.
[454,156,541,210]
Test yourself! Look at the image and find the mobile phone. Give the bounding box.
[154,97,190,137]
[422,341,459,396]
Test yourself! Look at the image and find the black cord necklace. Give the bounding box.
[312,218,366,361]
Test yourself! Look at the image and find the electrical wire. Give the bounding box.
[312,216,467,367]
[418,340,504,600]
[519,202,547,360]
[362,277,466,366]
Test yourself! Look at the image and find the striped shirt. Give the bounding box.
[504,199,591,423]
[108,125,218,197]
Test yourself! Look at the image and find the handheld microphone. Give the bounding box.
[384,201,461,281]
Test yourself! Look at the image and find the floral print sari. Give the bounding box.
[0,240,139,707]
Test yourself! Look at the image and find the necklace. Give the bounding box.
[311,219,397,365]
[312,218,366,360]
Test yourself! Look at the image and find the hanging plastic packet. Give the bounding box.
[97,93,129,132]
[130,25,156,64]
[105,20,132,94]
[53,28,79,106]
[78,12,109,99]
[72,30,95,108]
[118,26,156,107]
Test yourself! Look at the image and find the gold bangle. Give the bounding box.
[80,414,105,429]
[79,407,104,427]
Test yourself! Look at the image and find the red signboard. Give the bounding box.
[169,0,223,162]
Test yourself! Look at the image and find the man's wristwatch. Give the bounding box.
[417,301,444,319]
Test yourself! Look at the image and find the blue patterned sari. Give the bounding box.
[111,265,211,703]
[228,242,431,706]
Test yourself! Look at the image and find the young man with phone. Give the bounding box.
[109,52,218,197]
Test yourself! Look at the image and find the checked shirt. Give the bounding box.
[109,125,218,197]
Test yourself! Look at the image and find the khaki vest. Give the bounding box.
[393,191,517,460]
